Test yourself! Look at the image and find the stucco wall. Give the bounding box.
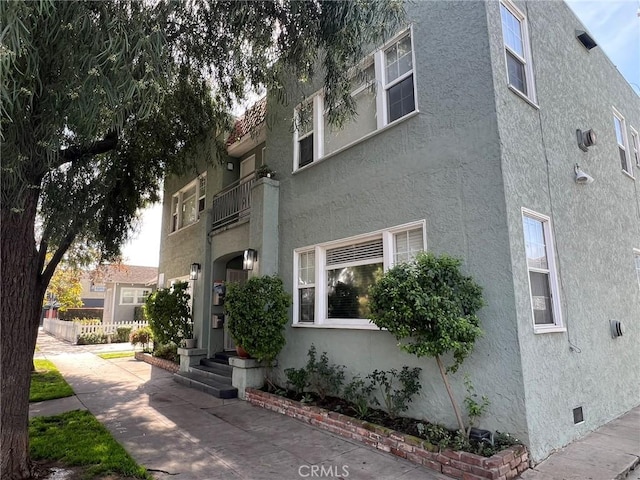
[266,0,529,444]
[485,0,640,462]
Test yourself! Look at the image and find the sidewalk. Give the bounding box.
[33,331,448,480]
[32,331,640,480]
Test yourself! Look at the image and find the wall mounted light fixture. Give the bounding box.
[190,263,201,280]
[574,164,594,184]
[243,249,257,271]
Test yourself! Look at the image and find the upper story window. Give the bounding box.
[630,127,639,169]
[293,28,417,171]
[120,287,151,305]
[522,209,563,333]
[613,109,632,176]
[171,173,206,233]
[293,221,425,328]
[500,0,536,103]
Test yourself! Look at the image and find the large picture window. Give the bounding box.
[500,0,536,103]
[522,209,563,332]
[120,288,151,305]
[294,221,425,328]
[293,28,417,170]
[171,174,207,232]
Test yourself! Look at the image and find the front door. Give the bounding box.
[224,268,248,351]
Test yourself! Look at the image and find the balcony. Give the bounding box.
[212,177,256,230]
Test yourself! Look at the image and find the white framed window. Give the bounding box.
[613,109,632,176]
[170,173,207,232]
[634,249,640,290]
[293,221,426,328]
[293,28,417,170]
[500,0,536,103]
[630,127,639,169]
[522,209,563,333]
[120,287,151,305]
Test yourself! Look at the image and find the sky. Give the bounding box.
[120,0,640,268]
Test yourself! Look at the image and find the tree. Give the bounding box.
[369,252,484,434]
[145,282,192,347]
[1,1,403,476]
[43,262,83,313]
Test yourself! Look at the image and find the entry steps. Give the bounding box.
[173,353,238,399]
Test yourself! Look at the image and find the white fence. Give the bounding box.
[43,318,149,344]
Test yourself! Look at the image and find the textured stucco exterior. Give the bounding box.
[157,0,639,465]
[485,0,640,462]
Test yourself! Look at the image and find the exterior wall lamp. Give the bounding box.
[243,249,257,271]
[190,263,201,280]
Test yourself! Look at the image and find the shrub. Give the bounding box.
[77,333,108,345]
[305,345,345,401]
[284,367,309,396]
[59,308,104,321]
[463,374,490,436]
[130,327,153,349]
[368,367,421,419]
[369,252,484,432]
[144,282,192,347]
[72,317,101,325]
[153,343,178,363]
[224,275,292,363]
[133,306,148,322]
[343,375,376,419]
[114,327,132,343]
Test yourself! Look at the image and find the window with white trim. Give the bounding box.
[522,210,563,331]
[500,0,536,102]
[634,249,640,290]
[293,29,417,170]
[613,109,632,175]
[171,174,206,232]
[120,287,151,305]
[293,221,425,327]
[630,127,639,169]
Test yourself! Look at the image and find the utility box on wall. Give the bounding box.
[212,314,224,329]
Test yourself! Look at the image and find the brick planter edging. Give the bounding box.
[135,352,180,373]
[246,388,529,480]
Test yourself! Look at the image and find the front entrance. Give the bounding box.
[224,268,248,351]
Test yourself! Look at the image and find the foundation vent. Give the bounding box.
[573,406,584,425]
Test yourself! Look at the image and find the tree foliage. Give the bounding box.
[43,262,83,312]
[144,282,192,347]
[224,276,292,363]
[369,252,484,373]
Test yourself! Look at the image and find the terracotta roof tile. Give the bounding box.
[226,97,267,146]
[90,265,158,285]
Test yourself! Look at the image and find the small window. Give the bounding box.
[198,175,207,212]
[384,34,416,123]
[297,250,316,323]
[500,1,536,102]
[120,288,151,305]
[613,109,632,175]
[522,210,563,332]
[296,101,315,168]
[393,228,424,264]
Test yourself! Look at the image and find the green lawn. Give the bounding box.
[30,359,74,402]
[97,351,135,360]
[30,410,151,479]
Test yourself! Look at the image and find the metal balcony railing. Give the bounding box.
[211,176,256,229]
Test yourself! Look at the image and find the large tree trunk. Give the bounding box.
[1,188,47,479]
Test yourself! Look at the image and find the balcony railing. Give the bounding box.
[212,176,256,229]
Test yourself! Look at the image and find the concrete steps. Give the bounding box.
[173,355,237,399]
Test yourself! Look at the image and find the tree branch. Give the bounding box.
[57,130,119,165]
[41,230,77,287]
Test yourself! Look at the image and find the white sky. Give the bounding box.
[121,1,639,268]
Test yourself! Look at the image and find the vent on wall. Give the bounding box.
[573,406,584,425]
[576,30,597,50]
[610,320,625,338]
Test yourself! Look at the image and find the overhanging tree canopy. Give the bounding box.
[0,1,404,477]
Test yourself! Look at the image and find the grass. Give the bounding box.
[30,359,74,402]
[30,410,151,479]
[97,351,135,360]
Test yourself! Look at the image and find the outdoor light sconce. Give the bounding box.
[574,164,594,184]
[190,263,201,280]
[243,249,257,271]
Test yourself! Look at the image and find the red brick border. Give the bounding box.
[246,388,529,480]
[134,352,179,373]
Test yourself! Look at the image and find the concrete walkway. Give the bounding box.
[32,331,639,480]
[33,331,448,480]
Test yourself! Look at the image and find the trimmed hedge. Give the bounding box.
[59,308,104,321]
